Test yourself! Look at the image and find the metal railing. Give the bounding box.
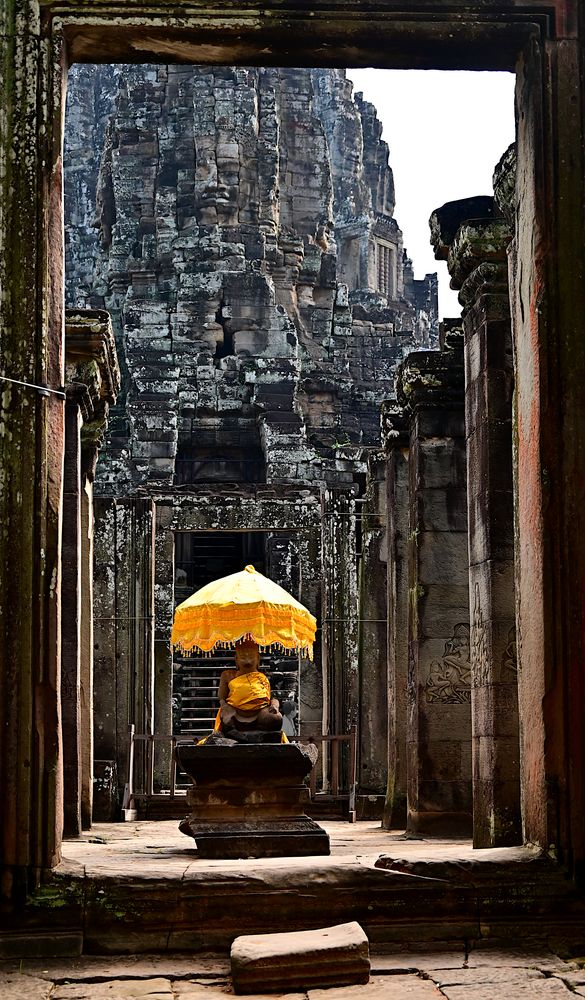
[122,722,359,824]
[122,725,192,820]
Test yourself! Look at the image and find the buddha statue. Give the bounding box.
[215,639,285,741]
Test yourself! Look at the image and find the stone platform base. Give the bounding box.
[4,823,585,957]
[177,741,330,859]
[179,817,330,859]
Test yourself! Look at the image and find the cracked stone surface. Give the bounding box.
[0,974,54,1000]
[53,981,175,999]
[1,953,581,999]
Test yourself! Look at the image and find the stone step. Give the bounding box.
[11,843,584,958]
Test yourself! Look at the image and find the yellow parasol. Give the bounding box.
[171,564,317,660]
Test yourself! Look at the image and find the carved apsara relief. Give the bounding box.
[501,625,517,681]
[471,582,490,687]
[425,622,471,704]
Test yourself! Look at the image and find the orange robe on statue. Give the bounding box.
[211,670,288,742]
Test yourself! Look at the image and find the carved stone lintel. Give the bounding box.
[440,318,465,354]
[65,308,121,413]
[380,401,409,450]
[65,309,120,481]
[396,348,464,412]
[447,218,513,289]
[429,196,496,262]
[458,260,510,311]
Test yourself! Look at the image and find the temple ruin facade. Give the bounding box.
[1,0,585,953]
[63,64,438,820]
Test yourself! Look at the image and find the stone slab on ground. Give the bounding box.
[308,974,442,998]
[430,968,560,986]
[231,921,369,994]
[1,951,581,1000]
[428,967,574,999]
[52,979,174,999]
[552,972,585,990]
[0,956,230,982]
[438,980,572,999]
[174,987,303,1000]
[465,951,578,972]
[0,973,54,1000]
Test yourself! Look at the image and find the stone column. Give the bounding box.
[63,310,120,828]
[381,403,409,829]
[358,452,388,802]
[397,333,472,836]
[94,498,156,813]
[321,488,359,739]
[512,38,585,869]
[153,503,175,791]
[0,1,65,900]
[61,400,83,837]
[431,180,521,848]
[79,480,94,830]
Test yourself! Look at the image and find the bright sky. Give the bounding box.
[346,69,516,317]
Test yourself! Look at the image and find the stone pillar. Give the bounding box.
[358,452,388,801]
[397,333,472,837]
[430,181,521,848]
[79,481,94,830]
[0,1,65,900]
[321,488,359,740]
[512,38,585,870]
[381,403,409,829]
[94,498,155,812]
[61,400,83,837]
[153,503,175,791]
[63,310,120,829]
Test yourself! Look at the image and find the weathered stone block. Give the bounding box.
[230,922,370,994]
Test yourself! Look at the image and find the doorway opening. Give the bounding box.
[62,58,517,841]
[173,530,301,744]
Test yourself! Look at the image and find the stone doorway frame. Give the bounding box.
[1,0,584,899]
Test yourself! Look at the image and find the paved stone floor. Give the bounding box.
[1,950,585,999]
[58,819,536,877]
[5,822,579,994]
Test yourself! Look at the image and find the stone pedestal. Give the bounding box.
[177,742,330,859]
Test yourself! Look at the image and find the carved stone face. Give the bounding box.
[234,640,260,673]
